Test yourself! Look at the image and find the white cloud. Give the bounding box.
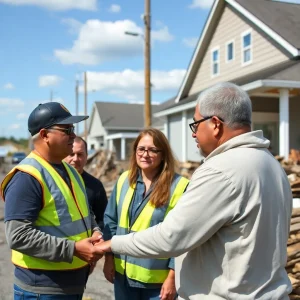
[16,113,27,119]
[0,98,24,109]
[0,98,25,116]
[3,83,15,90]
[152,26,173,42]
[39,75,62,87]
[109,4,121,13]
[61,18,82,35]
[79,69,186,101]
[183,37,198,48]
[9,123,21,130]
[189,0,214,9]
[55,19,173,65]
[0,0,97,11]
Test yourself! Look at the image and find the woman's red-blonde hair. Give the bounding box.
[128,128,176,208]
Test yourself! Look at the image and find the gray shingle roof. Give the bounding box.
[235,0,300,49]
[94,102,162,129]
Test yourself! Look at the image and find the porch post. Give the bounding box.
[182,111,187,162]
[279,89,289,159]
[121,137,126,160]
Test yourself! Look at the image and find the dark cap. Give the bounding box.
[28,102,88,136]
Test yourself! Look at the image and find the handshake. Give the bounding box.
[73,232,112,265]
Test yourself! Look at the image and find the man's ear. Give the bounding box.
[211,117,223,137]
[39,129,49,141]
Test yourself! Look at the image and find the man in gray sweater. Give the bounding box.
[96,82,293,299]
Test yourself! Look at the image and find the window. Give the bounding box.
[226,41,234,62]
[211,47,220,76]
[242,30,252,65]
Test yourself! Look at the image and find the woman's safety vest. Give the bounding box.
[114,171,189,284]
[1,152,91,271]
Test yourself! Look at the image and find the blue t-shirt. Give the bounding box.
[4,164,89,290]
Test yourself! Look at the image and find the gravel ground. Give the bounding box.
[0,166,114,300]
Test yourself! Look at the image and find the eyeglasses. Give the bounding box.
[136,146,162,157]
[48,126,75,135]
[189,116,213,133]
[189,116,224,133]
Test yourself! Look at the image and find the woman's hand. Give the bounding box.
[103,253,115,284]
[160,269,176,300]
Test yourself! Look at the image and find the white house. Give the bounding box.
[87,102,163,160]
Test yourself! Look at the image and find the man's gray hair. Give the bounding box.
[197,82,252,129]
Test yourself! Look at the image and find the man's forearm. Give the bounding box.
[5,220,75,263]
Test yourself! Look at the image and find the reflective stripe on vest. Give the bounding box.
[1,152,91,270]
[114,171,189,283]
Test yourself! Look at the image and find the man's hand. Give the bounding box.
[92,231,103,244]
[74,235,103,263]
[160,269,176,300]
[94,240,112,253]
[103,253,115,283]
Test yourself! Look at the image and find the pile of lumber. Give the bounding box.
[178,161,201,179]
[85,150,129,198]
[287,208,300,299]
[277,149,300,199]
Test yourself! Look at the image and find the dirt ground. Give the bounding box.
[0,166,114,300]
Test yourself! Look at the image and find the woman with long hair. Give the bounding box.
[102,128,189,300]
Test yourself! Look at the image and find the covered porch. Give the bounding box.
[105,132,139,161]
[243,79,300,158]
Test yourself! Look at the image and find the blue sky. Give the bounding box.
[0,0,300,138]
[0,0,215,138]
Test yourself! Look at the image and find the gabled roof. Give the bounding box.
[173,0,300,105]
[91,102,162,130]
[155,60,300,117]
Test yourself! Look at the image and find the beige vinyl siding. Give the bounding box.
[188,5,289,96]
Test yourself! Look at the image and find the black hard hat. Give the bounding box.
[28,102,88,136]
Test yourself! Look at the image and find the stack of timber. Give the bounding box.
[84,150,129,198]
[288,208,300,299]
[278,149,300,298]
[278,149,300,199]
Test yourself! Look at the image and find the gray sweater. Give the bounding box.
[111,131,293,299]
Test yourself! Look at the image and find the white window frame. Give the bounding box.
[226,40,235,63]
[211,46,220,77]
[241,29,252,66]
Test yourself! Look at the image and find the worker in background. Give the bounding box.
[64,136,108,230]
[1,102,103,299]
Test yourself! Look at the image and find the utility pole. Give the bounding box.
[75,80,79,135]
[50,89,53,102]
[144,0,151,127]
[84,72,88,141]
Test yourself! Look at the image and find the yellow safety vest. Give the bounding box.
[1,152,91,270]
[114,170,189,284]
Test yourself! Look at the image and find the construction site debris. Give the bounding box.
[288,208,300,298]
